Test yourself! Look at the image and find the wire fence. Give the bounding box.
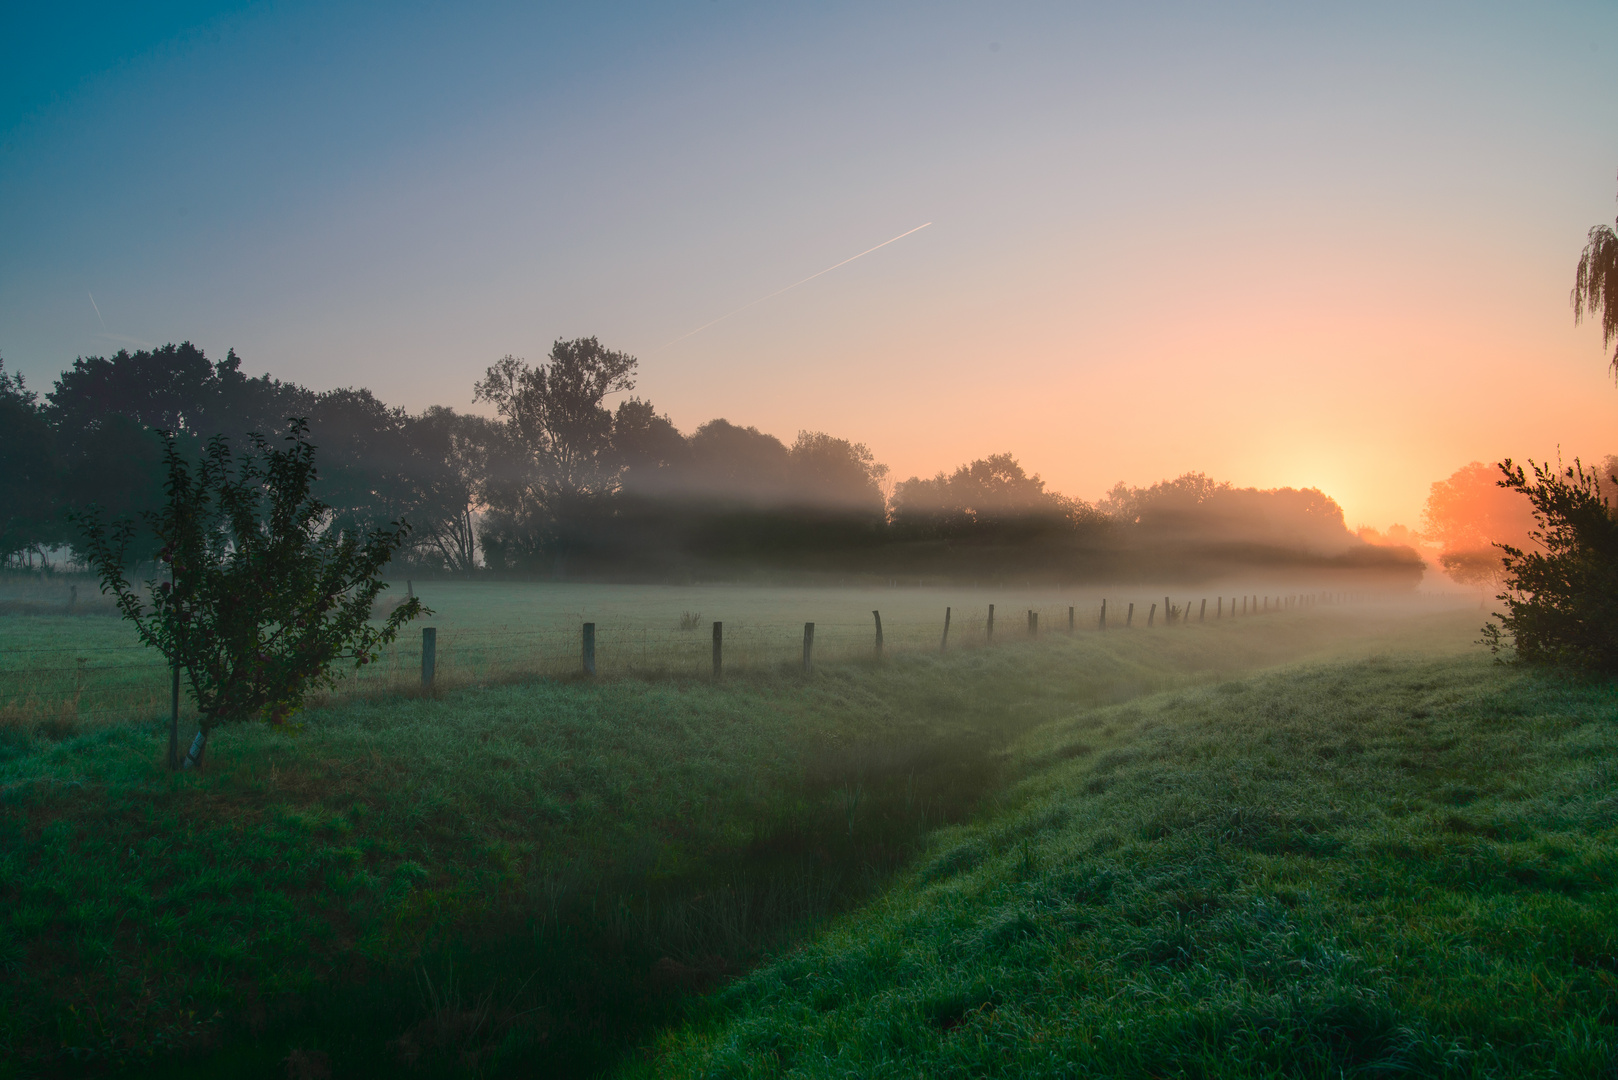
[0,588,1466,728]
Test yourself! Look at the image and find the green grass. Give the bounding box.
[633,651,1618,1078]
[0,577,1457,726]
[0,607,1471,1075]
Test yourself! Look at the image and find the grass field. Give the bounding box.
[0,576,1449,728]
[0,595,1501,1075]
[634,650,1618,1078]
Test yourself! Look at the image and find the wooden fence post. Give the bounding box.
[712,621,722,679]
[987,604,995,642]
[582,622,596,676]
[803,622,815,673]
[1099,599,1107,630]
[1068,605,1075,631]
[1126,602,1134,628]
[1028,609,1038,637]
[422,626,437,688]
[1164,596,1172,626]
[1199,598,1206,622]
[1216,597,1223,619]
[940,607,951,652]
[873,610,884,658]
[1148,603,1156,628]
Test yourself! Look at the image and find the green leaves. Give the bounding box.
[76,418,428,741]
[1484,457,1618,671]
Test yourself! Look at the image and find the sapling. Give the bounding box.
[76,419,426,768]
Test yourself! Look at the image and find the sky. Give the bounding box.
[3,0,1617,530]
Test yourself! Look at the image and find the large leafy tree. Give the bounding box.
[1421,461,1537,595]
[77,420,424,769]
[472,337,638,569]
[1573,177,1618,382]
[0,357,60,564]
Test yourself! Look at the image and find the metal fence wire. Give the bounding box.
[0,589,1433,727]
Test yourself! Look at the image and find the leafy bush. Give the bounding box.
[77,419,425,766]
[1481,458,1618,671]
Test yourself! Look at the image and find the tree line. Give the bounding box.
[1,338,1421,584]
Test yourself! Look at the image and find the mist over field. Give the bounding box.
[5,2,1618,1076]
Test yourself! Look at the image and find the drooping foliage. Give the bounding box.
[1573,180,1618,382]
[1482,458,1618,671]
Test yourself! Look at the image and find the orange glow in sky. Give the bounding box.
[5,3,1616,530]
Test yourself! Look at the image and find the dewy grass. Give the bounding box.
[0,607,1494,1074]
[634,653,1618,1079]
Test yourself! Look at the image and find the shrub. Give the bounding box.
[1481,458,1618,671]
[76,419,425,767]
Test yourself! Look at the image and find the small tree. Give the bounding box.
[77,419,425,768]
[1481,458,1618,671]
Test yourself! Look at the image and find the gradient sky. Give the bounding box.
[4,1,1617,530]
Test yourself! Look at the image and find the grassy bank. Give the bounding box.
[635,651,1618,1078]
[0,609,1465,1075]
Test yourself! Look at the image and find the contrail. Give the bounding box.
[88,292,106,329]
[665,221,933,346]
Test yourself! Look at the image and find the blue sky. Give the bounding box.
[4,1,1617,525]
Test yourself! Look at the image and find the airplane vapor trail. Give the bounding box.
[664,221,932,346]
[88,292,106,329]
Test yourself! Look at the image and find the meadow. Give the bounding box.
[5,584,1602,1078]
[0,575,1450,729]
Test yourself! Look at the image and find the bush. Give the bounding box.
[1481,458,1618,671]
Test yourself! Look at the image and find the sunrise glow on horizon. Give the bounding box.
[4,2,1617,531]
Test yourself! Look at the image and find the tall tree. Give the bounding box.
[1573,176,1618,383]
[1422,461,1537,593]
[472,338,637,569]
[0,357,60,564]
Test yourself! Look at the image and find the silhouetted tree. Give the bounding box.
[1422,461,1537,593]
[892,454,1079,537]
[1574,176,1618,382]
[400,406,500,573]
[1483,458,1618,670]
[0,358,60,564]
[787,431,888,514]
[472,338,637,570]
[612,397,688,493]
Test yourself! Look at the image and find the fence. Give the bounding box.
[0,589,1453,728]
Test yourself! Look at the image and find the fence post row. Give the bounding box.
[941,606,951,652]
[803,622,815,673]
[872,610,883,658]
[582,622,596,676]
[712,621,722,679]
[421,626,437,688]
